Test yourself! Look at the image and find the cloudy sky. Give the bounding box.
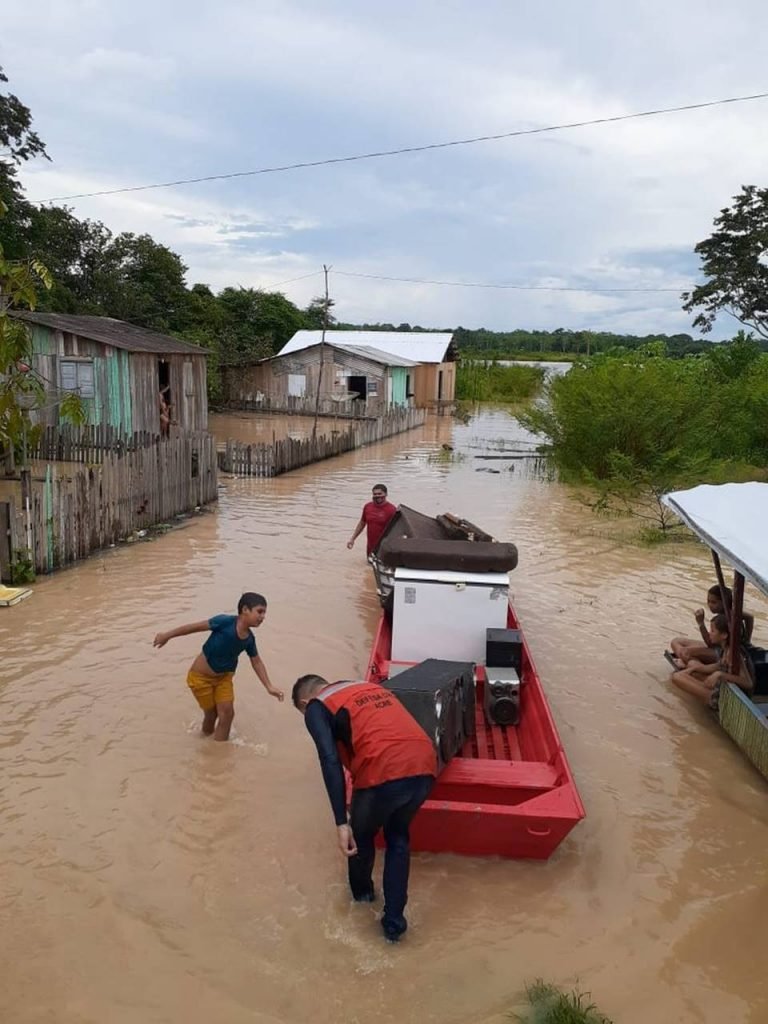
[5,0,768,337]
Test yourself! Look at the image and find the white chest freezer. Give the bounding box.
[391,567,510,665]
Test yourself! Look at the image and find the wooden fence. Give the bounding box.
[218,394,387,419]
[1,431,218,577]
[28,424,187,463]
[219,408,427,477]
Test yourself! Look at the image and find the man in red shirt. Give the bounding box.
[347,483,397,557]
[292,674,435,942]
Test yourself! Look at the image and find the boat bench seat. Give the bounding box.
[438,759,559,791]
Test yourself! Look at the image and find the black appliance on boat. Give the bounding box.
[483,668,521,726]
[384,658,475,768]
[486,628,523,672]
[484,628,523,726]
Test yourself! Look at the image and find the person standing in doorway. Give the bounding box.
[292,674,435,942]
[159,386,171,437]
[347,484,397,557]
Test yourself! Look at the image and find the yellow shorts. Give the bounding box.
[186,669,235,711]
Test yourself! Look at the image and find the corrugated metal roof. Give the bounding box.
[279,330,455,364]
[12,311,207,356]
[266,341,417,368]
[330,342,419,367]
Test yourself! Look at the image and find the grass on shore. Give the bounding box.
[511,981,614,1024]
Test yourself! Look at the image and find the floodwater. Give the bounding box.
[210,411,345,445]
[1,406,767,1024]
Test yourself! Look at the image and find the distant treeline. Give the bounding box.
[453,327,716,358]
[335,323,748,358]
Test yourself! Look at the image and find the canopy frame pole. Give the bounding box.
[728,571,745,676]
[711,549,732,617]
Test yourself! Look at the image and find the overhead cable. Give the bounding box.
[35,90,768,203]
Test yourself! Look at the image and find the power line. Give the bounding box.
[35,90,768,203]
[271,269,324,287]
[332,269,687,294]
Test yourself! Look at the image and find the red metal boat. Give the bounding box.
[365,508,585,860]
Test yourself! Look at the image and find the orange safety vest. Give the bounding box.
[314,681,436,790]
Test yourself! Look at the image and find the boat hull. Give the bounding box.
[366,604,585,859]
[719,683,768,782]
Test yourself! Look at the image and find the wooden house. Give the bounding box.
[277,330,458,409]
[13,312,208,434]
[221,338,420,415]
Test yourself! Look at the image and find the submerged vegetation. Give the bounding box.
[511,980,614,1024]
[519,336,768,537]
[456,361,545,402]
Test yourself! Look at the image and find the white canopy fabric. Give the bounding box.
[662,482,768,595]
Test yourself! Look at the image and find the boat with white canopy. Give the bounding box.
[662,482,768,781]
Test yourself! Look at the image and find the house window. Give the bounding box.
[288,374,306,397]
[60,359,95,398]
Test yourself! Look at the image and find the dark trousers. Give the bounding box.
[348,774,434,936]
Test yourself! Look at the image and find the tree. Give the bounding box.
[0,232,84,466]
[1,71,82,463]
[304,295,336,330]
[682,185,768,340]
[217,287,304,364]
[0,66,49,261]
[180,283,225,402]
[0,67,48,166]
[25,206,112,312]
[90,233,190,332]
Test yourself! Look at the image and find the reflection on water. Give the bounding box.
[1,406,766,1024]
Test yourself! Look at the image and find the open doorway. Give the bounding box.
[158,359,171,435]
[346,375,367,402]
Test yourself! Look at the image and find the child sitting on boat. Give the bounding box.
[668,585,754,668]
[670,613,754,711]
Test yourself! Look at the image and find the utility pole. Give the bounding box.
[312,264,331,442]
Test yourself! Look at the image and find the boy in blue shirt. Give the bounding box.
[154,592,283,741]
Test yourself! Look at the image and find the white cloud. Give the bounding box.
[6,0,768,336]
[76,48,176,82]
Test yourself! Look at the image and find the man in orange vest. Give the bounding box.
[292,674,436,942]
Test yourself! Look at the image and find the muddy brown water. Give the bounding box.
[1,407,767,1024]
[210,411,346,445]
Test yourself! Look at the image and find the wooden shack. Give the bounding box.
[222,339,419,415]
[13,312,208,434]
[276,330,458,409]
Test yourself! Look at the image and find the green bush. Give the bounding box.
[10,549,35,585]
[521,338,768,485]
[456,361,545,402]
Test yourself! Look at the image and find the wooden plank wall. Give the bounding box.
[130,353,208,434]
[412,360,457,407]
[219,407,426,477]
[6,432,218,574]
[221,347,388,411]
[29,325,208,435]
